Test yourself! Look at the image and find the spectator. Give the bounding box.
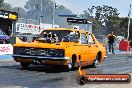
[106,32,116,54]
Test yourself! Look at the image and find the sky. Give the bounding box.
[4,0,132,17]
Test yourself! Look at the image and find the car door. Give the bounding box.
[80,33,91,64]
[87,33,99,62]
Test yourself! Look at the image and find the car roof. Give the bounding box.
[45,28,91,34]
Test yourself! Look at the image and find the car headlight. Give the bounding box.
[13,47,25,54]
[40,49,64,57]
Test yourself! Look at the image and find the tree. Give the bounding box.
[12,7,26,18]
[0,0,11,10]
[1,3,12,10]
[0,0,4,8]
[24,0,73,26]
[80,6,102,35]
[25,0,60,23]
[82,5,120,36]
[119,17,132,39]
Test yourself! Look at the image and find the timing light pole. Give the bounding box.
[40,0,43,24]
[52,0,55,28]
[52,0,58,28]
[127,4,131,40]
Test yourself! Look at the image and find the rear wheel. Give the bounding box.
[20,62,30,69]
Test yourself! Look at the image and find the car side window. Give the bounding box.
[88,34,95,45]
[81,33,88,44]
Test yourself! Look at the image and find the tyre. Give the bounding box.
[20,62,30,69]
[65,58,76,71]
[91,55,99,68]
[67,58,73,70]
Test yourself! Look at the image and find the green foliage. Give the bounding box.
[83,5,132,41]
[1,3,12,10]
[0,0,13,11]
[12,7,26,18]
[0,0,3,3]
[82,5,120,36]
[24,0,73,25]
[119,17,132,39]
[0,0,4,9]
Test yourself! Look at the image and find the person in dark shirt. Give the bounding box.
[106,32,116,54]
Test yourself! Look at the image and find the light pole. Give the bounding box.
[40,0,43,24]
[127,4,131,40]
[52,0,58,28]
[52,0,55,28]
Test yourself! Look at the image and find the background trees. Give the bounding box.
[1,0,132,40]
[81,5,132,40]
[24,0,73,26]
[0,0,4,8]
[0,0,12,10]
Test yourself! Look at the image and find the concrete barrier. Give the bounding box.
[0,44,13,61]
[0,44,13,55]
[0,55,13,61]
[119,39,130,51]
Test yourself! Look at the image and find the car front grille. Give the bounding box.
[13,47,65,57]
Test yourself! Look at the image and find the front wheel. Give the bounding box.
[20,62,30,69]
[91,56,99,68]
[67,58,73,70]
[65,58,76,71]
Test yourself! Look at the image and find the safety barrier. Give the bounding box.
[119,39,130,51]
[0,44,13,55]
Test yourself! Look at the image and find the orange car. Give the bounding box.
[12,28,106,70]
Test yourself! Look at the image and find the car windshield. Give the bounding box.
[37,30,80,43]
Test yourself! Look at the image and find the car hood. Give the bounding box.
[13,42,76,49]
